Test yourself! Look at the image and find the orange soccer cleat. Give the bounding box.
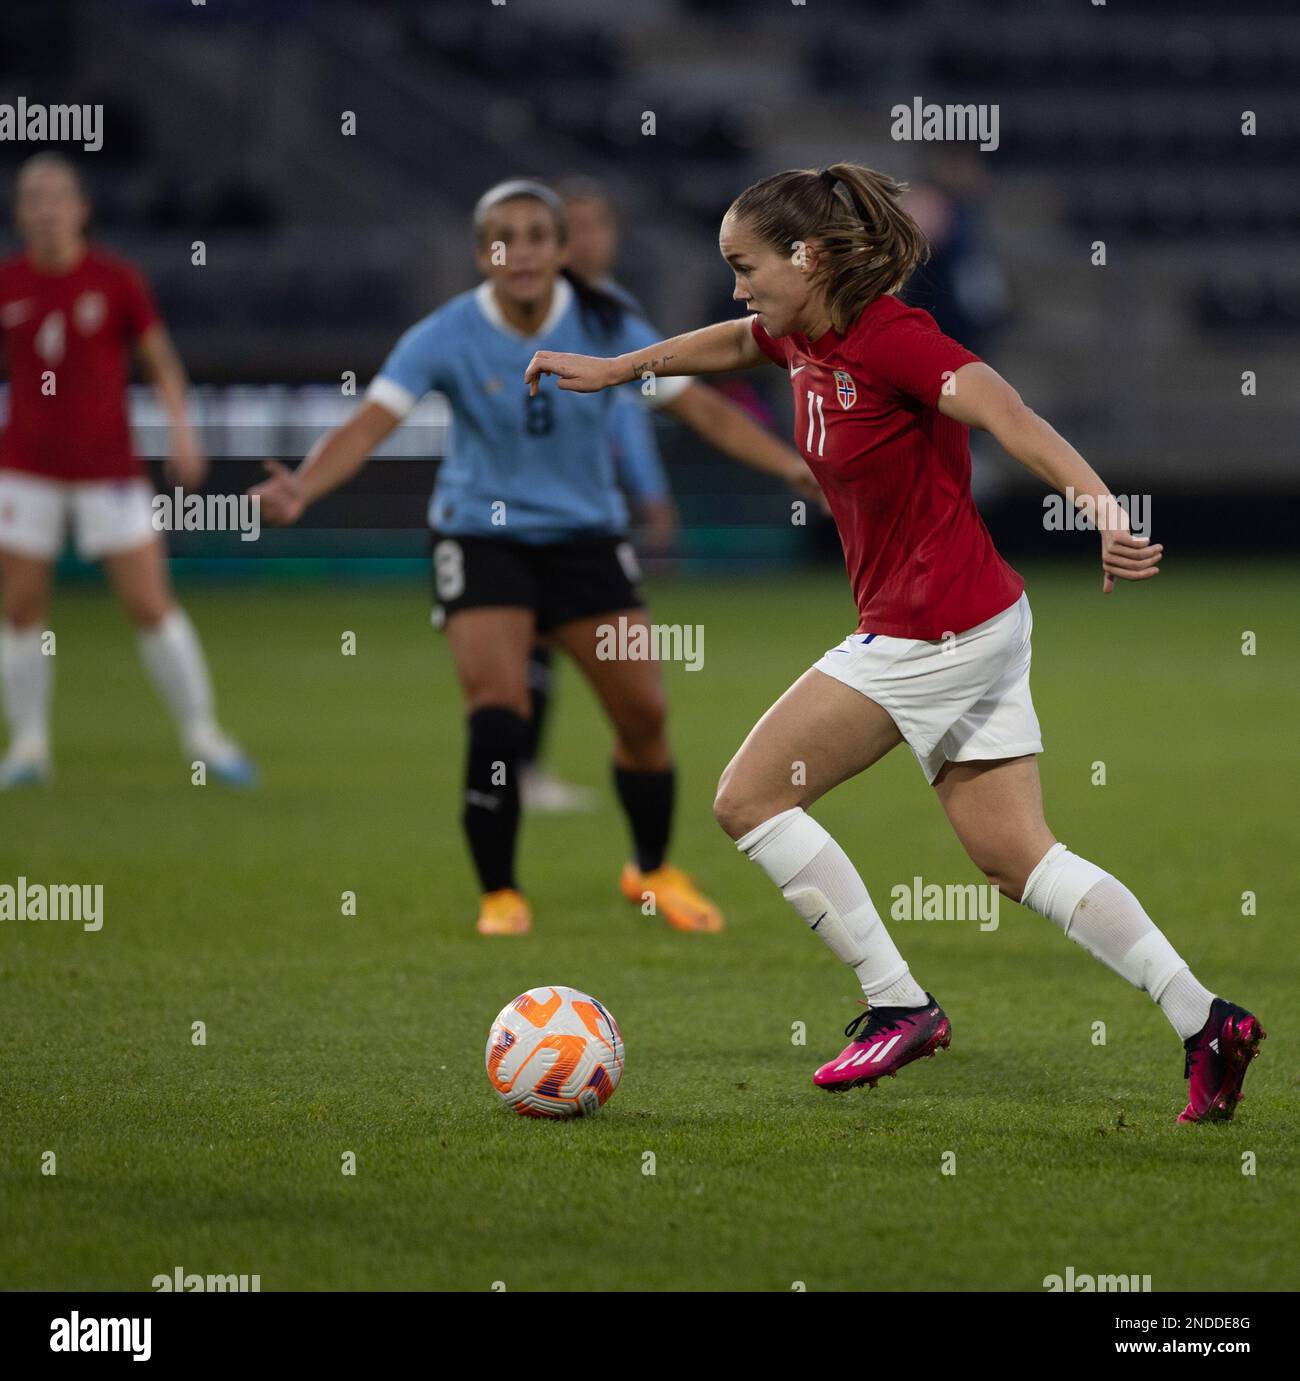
[475,888,533,937]
[620,862,724,933]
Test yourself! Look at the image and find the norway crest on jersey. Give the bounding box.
[833,369,856,409]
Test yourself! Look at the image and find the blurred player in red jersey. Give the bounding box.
[525,162,1263,1125]
[0,154,255,787]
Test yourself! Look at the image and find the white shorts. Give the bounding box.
[0,471,157,561]
[813,592,1043,784]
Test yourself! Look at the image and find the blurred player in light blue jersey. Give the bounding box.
[252,178,815,937]
[560,176,679,550]
[516,177,677,816]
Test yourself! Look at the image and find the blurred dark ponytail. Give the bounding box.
[561,265,626,341]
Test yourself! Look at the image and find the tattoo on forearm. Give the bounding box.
[630,353,673,379]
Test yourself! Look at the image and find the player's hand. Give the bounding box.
[1100,526,1162,593]
[639,497,679,554]
[250,459,306,527]
[165,429,208,489]
[525,351,618,397]
[784,459,829,512]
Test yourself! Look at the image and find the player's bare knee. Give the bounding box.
[1,573,50,627]
[982,862,1030,900]
[124,597,174,631]
[468,689,530,719]
[712,788,740,838]
[3,601,47,630]
[712,761,745,837]
[985,837,1055,900]
[713,781,768,841]
[614,693,666,754]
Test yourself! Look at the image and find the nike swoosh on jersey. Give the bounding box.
[790,364,807,376]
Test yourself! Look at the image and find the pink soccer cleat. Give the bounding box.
[814,994,951,1092]
[1177,997,1265,1124]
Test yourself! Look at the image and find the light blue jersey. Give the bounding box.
[608,390,670,505]
[367,276,686,542]
[598,278,671,505]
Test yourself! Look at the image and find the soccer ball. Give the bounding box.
[485,985,625,1119]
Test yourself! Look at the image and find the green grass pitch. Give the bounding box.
[1,560,1296,1292]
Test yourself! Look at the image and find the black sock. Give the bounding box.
[463,706,529,892]
[613,765,675,873]
[522,643,553,766]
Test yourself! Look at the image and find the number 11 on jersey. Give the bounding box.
[804,388,826,457]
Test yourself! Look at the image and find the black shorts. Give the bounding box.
[430,530,645,632]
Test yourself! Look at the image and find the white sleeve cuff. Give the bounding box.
[366,376,417,420]
[638,373,692,409]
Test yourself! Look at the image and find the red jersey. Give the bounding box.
[753,294,1024,639]
[0,246,158,481]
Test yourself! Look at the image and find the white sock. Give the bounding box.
[136,608,219,752]
[1020,843,1214,1039]
[1158,968,1217,1042]
[0,623,52,760]
[736,807,929,1006]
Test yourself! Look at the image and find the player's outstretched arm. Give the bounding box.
[250,400,400,527]
[663,383,821,503]
[940,361,1163,594]
[137,323,207,489]
[525,317,763,397]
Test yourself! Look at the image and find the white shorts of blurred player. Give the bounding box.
[0,471,156,562]
[814,591,1043,784]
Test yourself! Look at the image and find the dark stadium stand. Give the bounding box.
[0,0,1295,511]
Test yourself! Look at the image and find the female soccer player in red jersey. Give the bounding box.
[525,163,1264,1124]
[0,154,254,787]
[253,179,817,938]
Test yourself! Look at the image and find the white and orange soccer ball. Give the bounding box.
[485,985,625,1119]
